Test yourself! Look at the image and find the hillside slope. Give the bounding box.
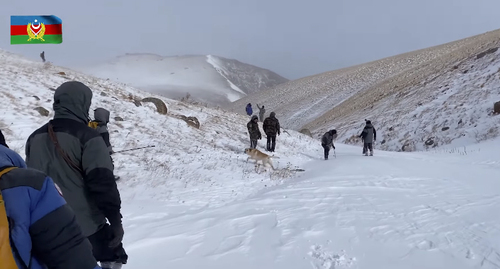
[0,48,315,207]
[228,29,500,151]
[305,32,500,152]
[77,53,288,107]
[3,48,500,269]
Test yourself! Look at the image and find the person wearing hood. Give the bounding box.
[263,112,280,152]
[25,81,127,269]
[89,108,120,181]
[245,103,253,116]
[359,120,377,156]
[0,144,101,269]
[247,115,262,149]
[256,104,266,122]
[321,129,337,160]
[92,108,113,155]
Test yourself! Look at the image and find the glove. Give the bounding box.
[258,134,262,140]
[108,213,124,248]
[333,146,336,150]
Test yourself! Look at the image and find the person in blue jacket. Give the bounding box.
[245,103,253,116]
[0,144,101,269]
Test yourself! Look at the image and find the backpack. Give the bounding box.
[0,166,22,269]
[88,121,98,129]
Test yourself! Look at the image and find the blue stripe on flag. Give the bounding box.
[11,15,62,26]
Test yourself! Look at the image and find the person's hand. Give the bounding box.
[108,223,124,248]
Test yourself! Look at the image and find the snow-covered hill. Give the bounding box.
[0,48,312,206]
[77,53,288,106]
[229,29,500,151]
[3,48,500,269]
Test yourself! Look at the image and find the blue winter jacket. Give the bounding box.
[246,104,253,116]
[0,145,100,269]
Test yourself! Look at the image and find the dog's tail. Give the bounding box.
[270,155,280,159]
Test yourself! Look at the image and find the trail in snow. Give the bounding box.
[121,140,500,269]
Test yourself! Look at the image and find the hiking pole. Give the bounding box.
[113,145,155,154]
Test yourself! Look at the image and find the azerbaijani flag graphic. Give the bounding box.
[11,15,62,45]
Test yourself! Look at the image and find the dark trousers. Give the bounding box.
[363,142,373,154]
[266,135,276,152]
[87,224,128,264]
[322,145,330,159]
[250,139,257,149]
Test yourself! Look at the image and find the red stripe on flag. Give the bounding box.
[11,24,62,36]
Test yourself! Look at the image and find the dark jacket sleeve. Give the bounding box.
[100,132,111,149]
[0,129,8,148]
[82,135,122,225]
[276,120,281,134]
[30,176,99,269]
[373,127,377,141]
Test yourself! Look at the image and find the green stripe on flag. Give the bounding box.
[11,34,62,44]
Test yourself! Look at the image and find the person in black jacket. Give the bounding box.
[263,112,280,152]
[246,115,262,149]
[321,129,336,160]
[359,120,377,156]
[25,81,127,269]
[93,108,113,155]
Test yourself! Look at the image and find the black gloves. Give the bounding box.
[107,213,124,248]
[258,134,262,140]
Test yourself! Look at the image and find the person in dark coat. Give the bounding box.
[245,103,253,116]
[246,115,262,149]
[0,144,100,269]
[263,112,280,152]
[40,51,46,62]
[0,129,7,148]
[92,108,120,181]
[93,108,113,155]
[256,104,266,122]
[321,129,337,160]
[25,81,127,269]
[359,120,377,156]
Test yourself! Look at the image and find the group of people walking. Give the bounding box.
[246,103,281,152]
[245,103,376,160]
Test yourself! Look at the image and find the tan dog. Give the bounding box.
[244,148,279,170]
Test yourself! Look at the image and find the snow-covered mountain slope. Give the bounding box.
[3,48,500,269]
[0,47,315,207]
[228,29,500,151]
[305,32,500,152]
[76,53,288,106]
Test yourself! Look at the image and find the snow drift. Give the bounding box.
[77,53,288,106]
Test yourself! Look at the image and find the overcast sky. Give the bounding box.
[1,0,500,79]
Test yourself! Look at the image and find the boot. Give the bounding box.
[369,150,373,156]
